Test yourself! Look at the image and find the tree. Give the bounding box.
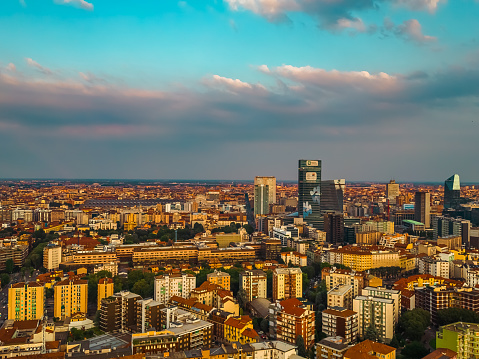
[260,318,269,333]
[237,289,248,309]
[0,273,10,288]
[5,259,14,274]
[397,308,430,341]
[131,279,149,298]
[437,308,479,326]
[401,341,429,359]
[390,335,400,349]
[46,287,54,299]
[364,323,378,342]
[296,335,307,357]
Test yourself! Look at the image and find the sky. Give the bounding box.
[0,0,478,182]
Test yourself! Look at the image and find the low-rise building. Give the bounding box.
[315,336,350,359]
[207,270,231,291]
[224,315,259,344]
[344,340,396,359]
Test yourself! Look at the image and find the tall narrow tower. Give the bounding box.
[298,160,322,228]
[254,176,276,217]
[415,191,431,228]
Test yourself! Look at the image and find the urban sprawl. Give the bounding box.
[0,161,479,359]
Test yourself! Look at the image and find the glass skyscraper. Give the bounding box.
[298,159,322,228]
[321,179,345,213]
[444,174,461,209]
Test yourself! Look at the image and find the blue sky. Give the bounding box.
[0,0,478,181]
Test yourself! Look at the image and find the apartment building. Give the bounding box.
[97,277,114,310]
[0,244,28,270]
[436,322,479,359]
[70,251,118,266]
[136,298,163,333]
[99,290,142,332]
[272,267,302,301]
[54,278,88,319]
[269,298,315,350]
[43,244,62,271]
[353,295,395,343]
[344,340,396,359]
[315,336,350,359]
[154,273,196,304]
[327,284,353,310]
[322,267,382,298]
[207,270,231,290]
[322,307,358,344]
[224,315,259,344]
[8,282,45,321]
[280,251,307,267]
[361,287,400,324]
[239,270,267,302]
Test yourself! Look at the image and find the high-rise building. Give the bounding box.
[298,159,322,228]
[322,307,359,344]
[321,179,345,213]
[433,216,470,245]
[353,295,395,343]
[323,212,344,244]
[8,282,45,321]
[254,176,276,217]
[436,322,479,359]
[386,180,400,204]
[136,298,163,333]
[239,270,267,302]
[43,244,62,271]
[99,290,142,332]
[97,277,114,310]
[272,267,302,301]
[154,273,196,304]
[415,191,431,228]
[54,278,88,320]
[444,174,461,209]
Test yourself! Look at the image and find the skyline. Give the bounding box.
[1,0,479,181]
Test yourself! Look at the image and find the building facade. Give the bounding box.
[53,278,88,320]
[8,282,45,321]
[154,273,196,304]
[298,159,322,228]
[272,267,303,301]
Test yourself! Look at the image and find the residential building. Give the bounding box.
[93,262,119,276]
[272,267,303,301]
[53,278,88,320]
[280,251,307,267]
[136,298,163,333]
[239,270,267,302]
[97,277,114,310]
[316,336,350,359]
[324,212,344,244]
[207,270,231,291]
[328,285,353,310]
[419,256,450,279]
[99,290,142,332]
[322,267,382,298]
[154,273,196,304]
[298,159,322,228]
[8,282,45,321]
[353,295,395,343]
[269,298,315,350]
[433,216,470,245]
[250,341,298,359]
[361,287,400,324]
[271,225,299,246]
[322,307,358,344]
[415,191,431,228]
[423,349,457,359]
[224,315,259,344]
[436,322,479,359]
[43,244,62,271]
[344,340,396,359]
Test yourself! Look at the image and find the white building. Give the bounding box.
[250,340,298,359]
[154,273,196,304]
[43,244,62,271]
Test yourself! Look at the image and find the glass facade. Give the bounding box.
[444,174,461,209]
[298,159,322,229]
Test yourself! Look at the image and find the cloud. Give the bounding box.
[19,0,26,7]
[203,74,267,94]
[54,0,94,11]
[394,0,444,13]
[6,63,16,72]
[25,58,53,75]
[383,18,436,43]
[79,71,108,85]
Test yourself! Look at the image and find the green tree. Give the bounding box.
[132,279,149,298]
[296,335,307,357]
[401,341,429,359]
[390,335,400,349]
[364,323,378,342]
[437,308,479,326]
[237,288,248,309]
[397,308,430,341]
[5,259,14,274]
[0,273,10,288]
[46,287,54,299]
[260,318,269,333]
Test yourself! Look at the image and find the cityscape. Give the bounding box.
[2,1,479,359]
[0,163,478,359]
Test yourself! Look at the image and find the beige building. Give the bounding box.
[43,244,62,271]
[316,336,350,359]
[239,270,267,302]
[207,270,231,291]
[98,277,114,310]
[272,267,302,301]
[154,273,196,304]
[54,278,88,319]
[8,282,45,321]
[353,295,395,343]
[328,284,353,310]
[322,307,358,344]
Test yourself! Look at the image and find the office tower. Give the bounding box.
[43,244,62,271]
[97,277,114,310]
[239,270,267,302]
[254,176,276,217]
[298,159,322,228]
[321,179,345,213]
[386,180,400,204]
[323,212,344,244]
[54,278,88,319]
[8,282,45,321]
[272,267,303,301]
[433,216,470,245]
[415,191,431,228]
[444,174,461,209]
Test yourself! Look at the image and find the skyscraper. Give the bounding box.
[415,191,431,228]
[321,179,345,213]
[323,212,344,244]
[386,180,400,204]
[254,176,276,217]
[298,159,322,228]
[444,174,461,209]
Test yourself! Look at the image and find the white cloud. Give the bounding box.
[394,0,445,13]
[224,0,298,19]
[6,63,16,72]
[54,0,94,11]
[203,74,267,94]
[25,58,53,75]
[384,18,437,43]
